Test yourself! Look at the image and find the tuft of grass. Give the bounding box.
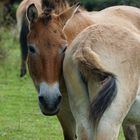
[0,27,8,62]
[0,26,124,140]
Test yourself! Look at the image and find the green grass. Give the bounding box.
[0,27,63,140]
[0,27,124,140]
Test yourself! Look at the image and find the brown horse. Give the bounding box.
[17,0,140,139]
[16,0,76,140]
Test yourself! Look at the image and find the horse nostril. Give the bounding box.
[58,95,62,103]
[38,96,46,106]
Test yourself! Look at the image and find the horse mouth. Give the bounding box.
[41,108,60,116]
[39,102,60,116]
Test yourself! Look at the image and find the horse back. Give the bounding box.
[96,6,140,33]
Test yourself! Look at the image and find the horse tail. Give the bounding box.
[74,47,117,124]
[19,14,29,77]
[90,74,117,124]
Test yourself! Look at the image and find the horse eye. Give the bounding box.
[61,46,67,53]
[28,46,36,54]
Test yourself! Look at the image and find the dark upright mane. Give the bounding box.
[41,0,69,14]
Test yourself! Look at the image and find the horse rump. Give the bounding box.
[74,46,117,125]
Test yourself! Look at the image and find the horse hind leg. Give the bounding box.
[57,90,76,140]
[136,125,140,140]
[122,123,138,140]
[125,125,140,140]
[95,77,138,140]
[123,95,140,140]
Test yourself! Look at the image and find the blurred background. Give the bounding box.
[0,0,139,140]
[0,0,140,25]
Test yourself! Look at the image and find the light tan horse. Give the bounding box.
[63,23,140,139]
[17,0,140,139]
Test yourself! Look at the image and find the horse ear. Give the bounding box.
[27,4,38,23]
[58,3,80,27]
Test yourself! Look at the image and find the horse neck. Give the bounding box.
[63,10,95,45]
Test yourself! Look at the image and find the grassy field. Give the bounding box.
[0,26,124,140]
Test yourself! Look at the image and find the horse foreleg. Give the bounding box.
[57,91,76,140]
[57,112,76,140]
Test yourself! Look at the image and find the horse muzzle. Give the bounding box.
[38,82,62,116]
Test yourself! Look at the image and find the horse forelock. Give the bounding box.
[39,12,52,25]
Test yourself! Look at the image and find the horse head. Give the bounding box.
[26,3,78,115]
